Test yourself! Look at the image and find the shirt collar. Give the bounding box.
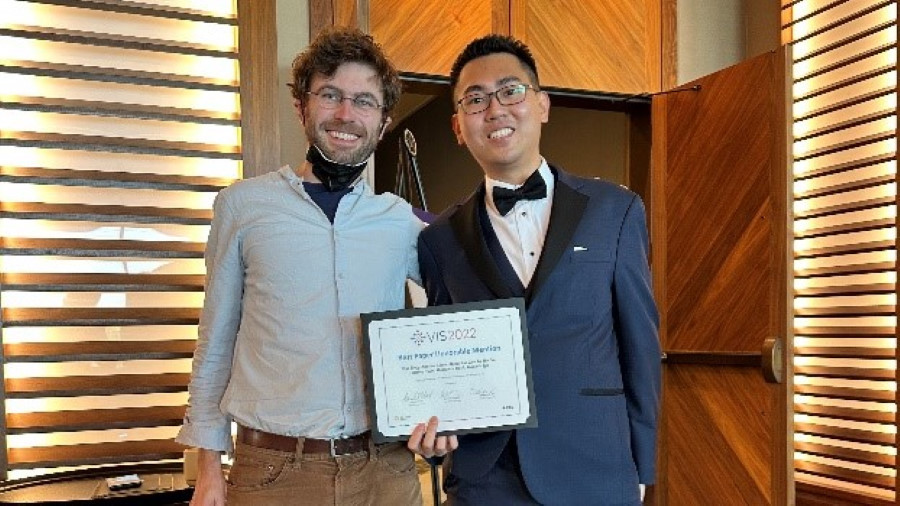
[485,159,554,213]
[279,165,371,196]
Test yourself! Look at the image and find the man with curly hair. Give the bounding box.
[177,27,451,506]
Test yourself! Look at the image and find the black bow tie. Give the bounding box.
[492,170,547,216]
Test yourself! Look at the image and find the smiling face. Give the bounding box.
[451,53,549,184]
[301,62,391,166]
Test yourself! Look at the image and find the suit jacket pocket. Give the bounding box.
[569,247,613,263]
[579,387,624,396]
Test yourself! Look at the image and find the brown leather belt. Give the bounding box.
[237,425,370,456]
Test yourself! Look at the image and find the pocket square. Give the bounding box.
[573,246,588,252]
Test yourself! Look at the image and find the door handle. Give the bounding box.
[761,337,783,384]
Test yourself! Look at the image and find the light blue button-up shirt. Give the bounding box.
[176,166,423,453]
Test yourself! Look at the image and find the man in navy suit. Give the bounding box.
[413,34,661,505]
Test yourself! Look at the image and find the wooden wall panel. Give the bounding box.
[369,0,493,77]
[652,49,788,504]
[239,0,280,178]
[510,0,661,92]
[666,365,774,505]
[662,55,779,352]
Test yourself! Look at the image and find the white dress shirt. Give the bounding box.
[484,160,554,287]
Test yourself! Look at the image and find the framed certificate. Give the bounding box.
[361,298,537,443]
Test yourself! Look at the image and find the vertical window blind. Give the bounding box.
[0,0,240,479]
[786,0,898,501]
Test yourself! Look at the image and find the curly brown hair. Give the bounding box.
[289,27,401,117]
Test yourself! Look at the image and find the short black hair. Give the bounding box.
[449,34,539,97]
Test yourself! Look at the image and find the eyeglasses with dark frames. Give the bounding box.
[456,83,537,115]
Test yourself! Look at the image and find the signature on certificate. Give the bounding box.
[470,387,496,400]
[402,390,433,406]
[440,389,462,402]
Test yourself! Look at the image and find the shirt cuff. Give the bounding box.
[175,418,234,454]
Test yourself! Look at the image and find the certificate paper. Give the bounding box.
[361,298,536,442]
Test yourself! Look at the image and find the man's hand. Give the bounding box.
[190,449,227,506]
[407,416,458,458]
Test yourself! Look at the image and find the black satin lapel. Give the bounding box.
[449,189,515,299]
[527,180,588,305]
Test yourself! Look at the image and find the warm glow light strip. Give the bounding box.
[794,227,896,253]
[0,74,241,115]
[0,183,217,209]
[793,138,897,177]
[4,359,193,379]
[0,292,205,308]
[0,219,211,243]
[794,165,897,200]
[795,452,896,477]
[795,394,897,412]
[793,375,896,391]
[793,356,896,369]
[7,427,180,449]
[0,36,240,81]
[791,2,897,42]
[0,110,242,147]
[796,433,897,456]
[0,0,238,50]
[791,0,899,480]
[7,459,185,482]
[793,293,896,308]
[6,393,190,414]
[0,0,241,476]
[793,11,898,61]
[796,472,894,501]
[0,146,242,179]
[793,336,897,348]
[2,326,199,344]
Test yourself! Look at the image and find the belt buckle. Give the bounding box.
[329,438,337,457]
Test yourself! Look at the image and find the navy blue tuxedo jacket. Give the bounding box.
[417,166,661,505]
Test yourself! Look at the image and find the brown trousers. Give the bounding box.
[226,439,422,505]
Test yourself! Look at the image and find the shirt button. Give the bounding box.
[529,252,535,256]
[521,211,527,216]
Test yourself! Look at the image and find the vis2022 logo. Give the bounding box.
[410,327,477,346]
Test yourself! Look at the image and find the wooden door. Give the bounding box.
[509,0,661,93]
[650,49,790,505]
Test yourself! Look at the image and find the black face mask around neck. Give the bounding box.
[306,145,368,192]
